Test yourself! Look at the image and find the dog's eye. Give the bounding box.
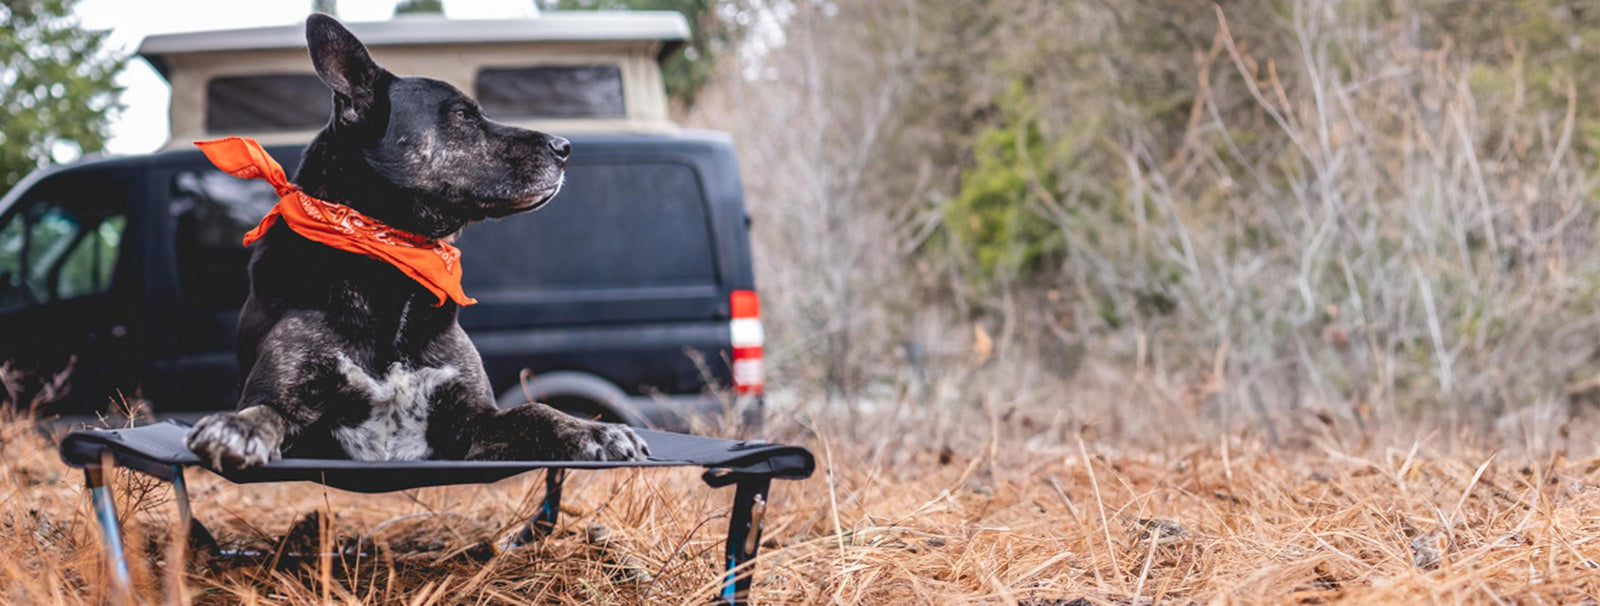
[453,108,471,121]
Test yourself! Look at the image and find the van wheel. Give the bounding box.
[494,374,645,427]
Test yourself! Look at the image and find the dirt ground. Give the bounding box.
[2,412,1599,605]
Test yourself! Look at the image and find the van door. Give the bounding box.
[0,171,140,415]
[140,155,288,411]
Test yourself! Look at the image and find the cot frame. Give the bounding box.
[63,421,812,606]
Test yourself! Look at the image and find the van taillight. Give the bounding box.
[730,290,764,394]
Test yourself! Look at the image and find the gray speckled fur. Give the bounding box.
[332,352,456,460]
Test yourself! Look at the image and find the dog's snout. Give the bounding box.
[547,136,572,162]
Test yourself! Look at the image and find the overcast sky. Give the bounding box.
[73,0,540,156]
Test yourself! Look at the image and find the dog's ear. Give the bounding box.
[306,13,379,124]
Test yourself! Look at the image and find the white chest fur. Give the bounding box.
[332,353,458,461]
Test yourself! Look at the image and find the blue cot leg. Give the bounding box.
[505,468,567,549]
[86,464,133,599]
[721,477,770,606]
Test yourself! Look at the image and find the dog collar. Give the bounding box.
[194,137,476,307]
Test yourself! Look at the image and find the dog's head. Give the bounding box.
[297,14,569,235]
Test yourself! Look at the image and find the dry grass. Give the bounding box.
[3,408,1600,605]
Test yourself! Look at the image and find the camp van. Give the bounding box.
[0,12,764,432]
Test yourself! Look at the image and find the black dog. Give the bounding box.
[185,14,648,468]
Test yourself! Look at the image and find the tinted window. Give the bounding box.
[460,162,715,292]
[57,216,124,300]
[207,74,332,133]
[170,171,277,310]
[0,197,126,309]
[475,66,625,119]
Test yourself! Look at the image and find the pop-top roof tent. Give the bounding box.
[139,12,690,149]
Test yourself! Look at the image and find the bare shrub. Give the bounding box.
[689,0,933,411]
[692,0,1600,451]
[0,357,74,414]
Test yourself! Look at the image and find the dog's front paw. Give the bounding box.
[559,419,650,462]
[186,411,282,469]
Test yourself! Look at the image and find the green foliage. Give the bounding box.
[943,82,1062,285]
[541,0,736,103]
[0,0,125,191]
[1425,1,1600,155]
[394,0,442,15]
[919,1,1294,294]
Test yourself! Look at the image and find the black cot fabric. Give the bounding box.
[59,421,814,493]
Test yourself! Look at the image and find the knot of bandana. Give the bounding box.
[194,137,476,307]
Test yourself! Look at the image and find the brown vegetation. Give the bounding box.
[5,410,1600,604]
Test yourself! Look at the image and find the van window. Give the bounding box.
[460,161,715,292]
[0,217,22,308]
[170,171,277,310]
[475,66,626,119]
[56,216,125,300]
[0,197,126,308]
[207,74,333,133]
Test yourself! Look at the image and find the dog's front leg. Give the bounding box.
[427,385,649,461]
[473,403,650,461]
[186,405,294,469]
[187,313,332,469]
[422,325,650,462]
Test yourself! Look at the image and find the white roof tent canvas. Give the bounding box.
[140,12,690,149]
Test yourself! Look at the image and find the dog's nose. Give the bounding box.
[548,136,571,162]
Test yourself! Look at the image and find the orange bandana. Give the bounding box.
[194,137,475,307]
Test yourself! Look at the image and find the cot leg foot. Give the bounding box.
[720,477,770,606]
[504,468,567,549]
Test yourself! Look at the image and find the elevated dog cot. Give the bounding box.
[59,420,814,605]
